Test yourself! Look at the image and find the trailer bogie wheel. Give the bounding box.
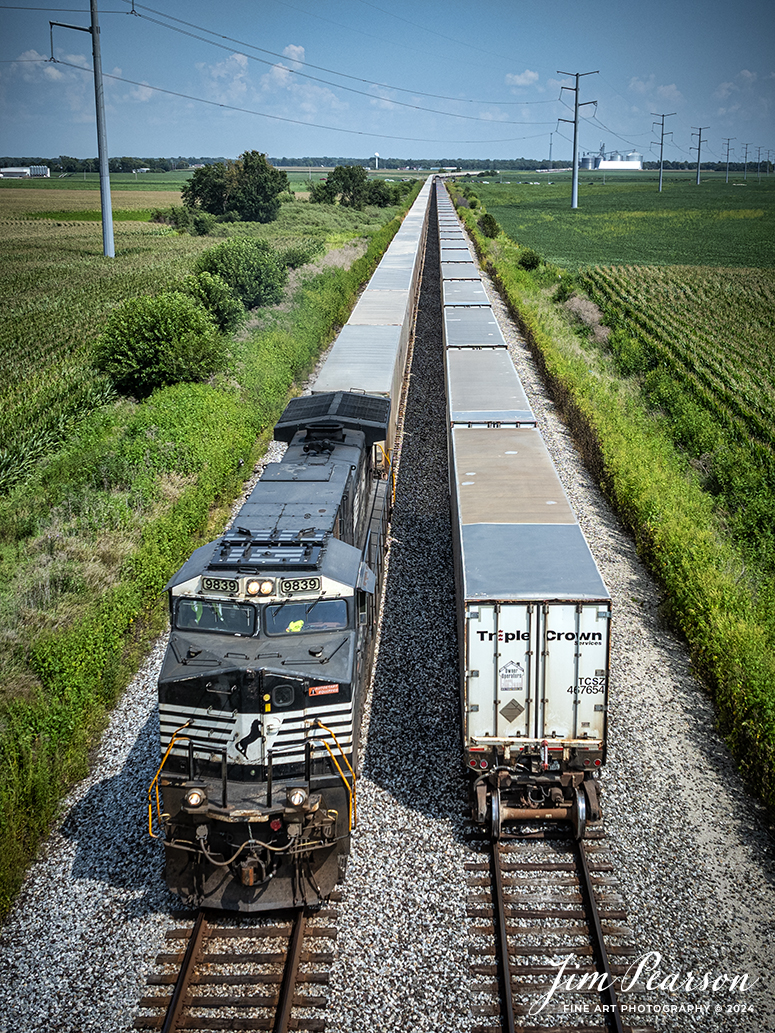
[490,786,502,842]
[571,785,587,841]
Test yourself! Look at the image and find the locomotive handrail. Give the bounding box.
[148,720,192,839]
[377,442,396,503]
[312,719,357,830]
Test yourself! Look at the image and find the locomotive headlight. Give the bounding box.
[246,578,274,596]
[287,787,308,808]
[184,788,207,808]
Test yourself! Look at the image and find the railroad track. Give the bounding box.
[134,903,338,1032]
[467,824,656,1033]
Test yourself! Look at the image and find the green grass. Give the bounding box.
[0,171,194,192]
[23,209,153,221]
[470,173,775,269]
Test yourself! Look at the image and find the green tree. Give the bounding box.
[328,165,368,208]
[182,151,288,223]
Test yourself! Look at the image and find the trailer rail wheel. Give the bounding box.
[490,786,502,842]
[571,785,587,841]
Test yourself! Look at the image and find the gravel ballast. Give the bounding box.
[1,195,774,1033]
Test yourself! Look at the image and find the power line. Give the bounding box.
[49,57,554,145]
[116,1,554,113]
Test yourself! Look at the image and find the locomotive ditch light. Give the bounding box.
[183,786,208,809]
[287,786,308,808]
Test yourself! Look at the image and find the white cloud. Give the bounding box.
[130,82,153,103]
[258,46,345,118]
[627,76,683,105]
[198,53,250,104]
[282,45,305,70]
[628,75,654,95]
[478,108,510,122]
[506,69,539,88]
[656,83,682,104]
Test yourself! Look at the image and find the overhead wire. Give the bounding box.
[47,56,554,145]
[115,0,555,111]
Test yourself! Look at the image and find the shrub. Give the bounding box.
[478,213,500,239]
[277,238,326,270]
[194,237,287,309]
[93,293,227,398]
[518,247,541,270]
[192,212,217,236]
[150,205,194,231]
[181,271,245,334]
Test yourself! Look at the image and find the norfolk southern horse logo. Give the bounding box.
[236,719,261,759]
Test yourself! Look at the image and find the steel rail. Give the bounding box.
[273,909,308,1033]
[574,839,625,1033]
[161,910,208,1033]
[490,840,516,1033]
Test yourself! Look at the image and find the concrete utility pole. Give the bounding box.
[722,137,735,183]
[557,69,598,209]
[692,126,709,185]
[50,0,114,256]
[548,131,553,171]
[742,142,751,181]
[651,112,675,192]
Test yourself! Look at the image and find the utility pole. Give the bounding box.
[756,146,762,183]
[722,137,735,183]
[50,0,114,257]
[557,70,598,208]
[691,126,709,185]
[548,131,553,171]
[742,142,751,182]
[653,112,677,192]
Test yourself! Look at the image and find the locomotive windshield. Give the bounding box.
[264,598,348,635]
[176,598,256,636]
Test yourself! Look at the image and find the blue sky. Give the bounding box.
[1,0,773,162]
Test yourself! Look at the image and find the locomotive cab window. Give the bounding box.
[176,599,256,636]
[265,598,349,635]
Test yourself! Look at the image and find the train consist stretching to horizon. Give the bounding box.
[148,175,610,914]
[148,178,433,912]
[436,184,612,840]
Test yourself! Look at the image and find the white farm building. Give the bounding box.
[0,166,51,178]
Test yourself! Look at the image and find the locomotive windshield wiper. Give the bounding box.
[305,594,327,615]
[281,636,349,666]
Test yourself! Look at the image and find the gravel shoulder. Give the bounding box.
[1,207,773,1033]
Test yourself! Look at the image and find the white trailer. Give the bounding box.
[438,181,610,839]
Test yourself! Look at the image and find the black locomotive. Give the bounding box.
[150,391,391,911]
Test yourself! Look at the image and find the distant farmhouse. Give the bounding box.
[0,166,51,178]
